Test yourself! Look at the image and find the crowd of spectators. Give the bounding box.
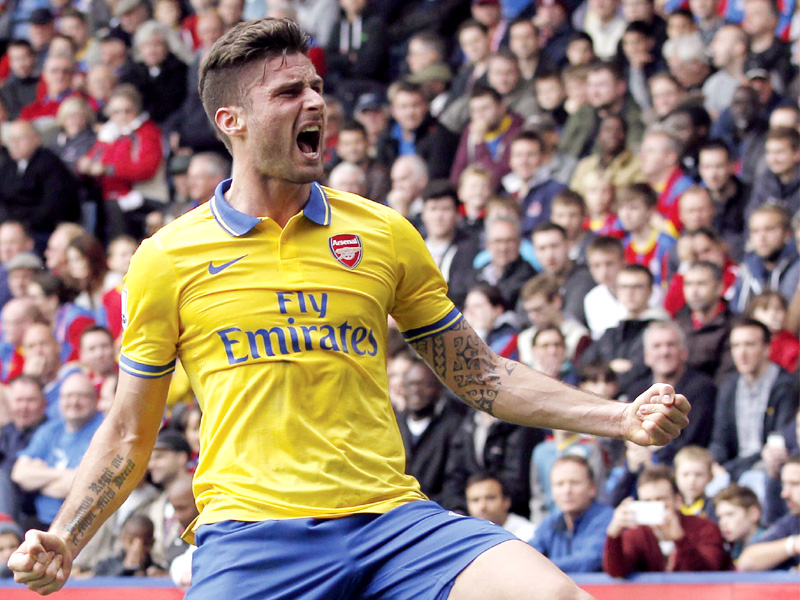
[2,0,800,587]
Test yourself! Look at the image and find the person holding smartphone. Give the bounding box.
[603,465,731,576]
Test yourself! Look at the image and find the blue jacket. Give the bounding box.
[530,500,614,573]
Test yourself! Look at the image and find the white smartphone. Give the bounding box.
[630,500,665,526]
[767,433,786,449]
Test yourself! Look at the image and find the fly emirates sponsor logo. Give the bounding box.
[216,291,378,364]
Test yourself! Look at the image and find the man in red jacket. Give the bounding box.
[603,465,731,576]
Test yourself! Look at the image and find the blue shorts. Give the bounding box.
[186,500,518,600]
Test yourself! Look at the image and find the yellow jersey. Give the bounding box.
[120,181,462,537]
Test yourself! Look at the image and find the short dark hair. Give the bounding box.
[532,221,567,240]
[637,465,679,495]
[767,126,800,151]
[586,235,624,258]
[552,189,586,214]
[511,129,545,152]
[624,20,655,38]
[714,484,761,512]
[578,361,617,385]
[340,119,367,137]
[699,139,731,159]
[587,60,624,82]
[620,263,654,287]
[199,18,310,151]
[7,39,34,53]
[730,317,772,345]
[552,455,595,484]
[466,471,510,497]
[470,83,503,103]
[80,324,114,344]
[468,282,507,310]
[687,260,723,283]
[618,183,657,209]
[520,274,561,303]
[457,18,488,37]
[423,179,459,207]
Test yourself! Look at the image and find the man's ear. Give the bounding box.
[215,106,246,139]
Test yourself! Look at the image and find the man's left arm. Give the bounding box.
[410,318,690,445]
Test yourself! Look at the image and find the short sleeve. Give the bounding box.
[119,237,180,378]
[18,426,51,460]
[387,212,462,343]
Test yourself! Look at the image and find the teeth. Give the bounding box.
[301,125,320,133]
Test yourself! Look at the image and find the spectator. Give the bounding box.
[4,252,42,299]
[583,235,626,339]
[570,114,643,197]
[646,71,687,124]
[502,131,566,236]
[579,0,626,61]
[27,271,95,363]
[463,282,520,359]
[376,81,457,180]
[531,455,614,572]
[714,484,764,562]
[43,222,85,281]
[456,165,493,242]
[581,171,623,239]
[77,84,167,241]
[419,180,479,295]
[704,25,748,119]
[746,127,800,221]
[550,190,596,265]
[0,376,47,520]
[738,456,800,570]
[696,141,747,257]
[0,297,38,383]
[353,92,389,157]
[710,318,798,487]
[533,0,574,68]
[617,183,676,287]
[18,54,83,126]
[466,472,535,541]
[0,40,38,120]
[447,20,492,108]
[165,475,199,585]
[0,519,23,578]
[386,154,428,227]
[11,370,103,527]
[450,84,525,188]
[638,127,693,233]
[0,120,81,250]
[21,322,78,421]
[619,21,665,111]
[145,429,192,567]
[662,33,711,93]
[604,465,731,575]
[742,0,795,93]
[48,97,97,175]
[79,325,118,392]
[332,120,390,203]
[528,324,580,384]
[508,17,550,82]
[518,274,591,365]
[674,445,716,519]
[747,291,800,373]
[624,321,717,464]
[674,260,736,383]
[396,358,463,504]
[93,514,168,577]
[579,264,668,390]
[559,61,645,159]
[451,215,536,311]
[732,204,800,313]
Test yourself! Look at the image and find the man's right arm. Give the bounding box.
[8,371,171,595]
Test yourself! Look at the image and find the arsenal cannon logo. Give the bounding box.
[329,233,363,269]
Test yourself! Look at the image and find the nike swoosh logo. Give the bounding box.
[208,255,247,275]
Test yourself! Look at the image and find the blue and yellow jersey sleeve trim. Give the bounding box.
[401,308,463,343]
[119,354,176,379]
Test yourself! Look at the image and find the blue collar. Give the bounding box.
[209,178,332,236]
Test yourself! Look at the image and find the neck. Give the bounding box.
[743,362,769,385]
[724,57,745,76]
[651,167,674,186]
[653,365,684,387]
[691,304,718,325]
[751,33,774,52]
[517,56,537,79]
[428,231,455,245]
[778,168,798,185]
[631,227,652,244]
[698,15,719,28]
[65,414,94,434]
[227,164,311,228]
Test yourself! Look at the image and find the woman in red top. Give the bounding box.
[77,84,167,240]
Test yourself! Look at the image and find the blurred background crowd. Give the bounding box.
[1,0,800,587]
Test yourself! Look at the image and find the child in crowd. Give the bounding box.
[105,235,138,290]
[533,71,568,129]
[713,484,764,562]
[0,519,23,578]
[456,165,493,242]
[93,515,167,577]
[550,190,595,265]
[562,64,590,114]
[674,445,716,521]
[617,183,676,287]
[746,291,800,373]
[582,170,624,239]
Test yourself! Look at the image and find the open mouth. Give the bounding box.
[297,125,321,157]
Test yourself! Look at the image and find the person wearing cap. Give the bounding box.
[0,518,24,578]
[145,429,192,566]
[108,0,151,47]
[12,371,103,527]
[5,251,42,299]
[406,62,453,118]
[352,92,388,156]
[0,120,81,251]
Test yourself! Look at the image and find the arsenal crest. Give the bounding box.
[329,233,362,269]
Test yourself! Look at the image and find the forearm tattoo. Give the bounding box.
[62,454,136,547]
[411,319,517,415]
